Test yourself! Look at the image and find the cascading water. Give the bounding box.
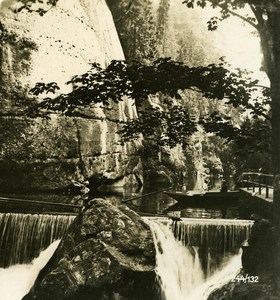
[0,240,60,300]
[148,218,253,300]
[150,221,204,300]
[0,213,75,267]
[171,218,252,276]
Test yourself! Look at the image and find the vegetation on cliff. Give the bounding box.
[20,1,279,297]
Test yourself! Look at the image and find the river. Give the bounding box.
[0,185,252,299]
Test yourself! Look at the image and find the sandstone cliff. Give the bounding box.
[0,0,142,192]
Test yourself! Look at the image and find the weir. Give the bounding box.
[148,218,253,300]
[0,213,253,300]
[0,213,75,267]
[172,218,252,276]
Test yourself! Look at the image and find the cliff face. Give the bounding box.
[0,0,142,191]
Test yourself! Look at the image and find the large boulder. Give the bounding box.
[23,198,158,300]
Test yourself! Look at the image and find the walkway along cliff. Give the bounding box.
[0,0,142,192]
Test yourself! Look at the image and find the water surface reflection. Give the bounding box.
[0,185,244,219]
[103,187,242,220]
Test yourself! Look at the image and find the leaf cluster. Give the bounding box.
[29,58,270,119]
[201,111,272,154]
[27,58,271,153]
[0,23,37,50]
[16,0,59,16]
[120,104,196,148]
[183,0,259,30]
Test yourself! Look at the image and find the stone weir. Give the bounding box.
[146,217,253,277]
[0,0,142,192]
[0,212,75,267]
[23,198,158,300]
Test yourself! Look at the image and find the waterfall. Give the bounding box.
[148,218,252,300]
[0,240,60,300]
[150,221,204,300]
[189,253,242,300]
[172,218,252,276]
[0,213,75,267]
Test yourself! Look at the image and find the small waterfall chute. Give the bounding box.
[171,218,252,276]
[149,221,204,300]
[147,217,252,276]
[147,217,253,300]
[189,253,242,300]
[0,213,75,267]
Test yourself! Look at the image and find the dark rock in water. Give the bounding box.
[208,277,280,300]
[23,198,157,300]
[242,219,277,274]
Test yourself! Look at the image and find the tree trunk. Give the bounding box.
[271,83,280,228]
[260,12,280,228]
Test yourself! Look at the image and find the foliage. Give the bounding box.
[16,0,272,163]
[29,58,270,117]
[27,57,271,155]
[121,104,196,148]
[182,0,256,30]
[0,117,72,161]
[107,0,159,62]
[156,0,170,56]
[0,23,37,50]
[30,82,60,95]
[16,0,59,16]
[202,113,272,153]
[233,118,272,155]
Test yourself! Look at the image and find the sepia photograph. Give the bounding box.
[0,0,279,299]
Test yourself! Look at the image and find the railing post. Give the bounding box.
[247,175,251,190]
[266,186,269,198]
[241,172,273,199]
[258,174,261,195]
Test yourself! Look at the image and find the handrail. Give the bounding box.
[121,185,179,203]
[241,172,274,198]
[0,196,81,211]
[242,172,273,178]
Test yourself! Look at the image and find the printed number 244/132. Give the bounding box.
[231,275,259,283]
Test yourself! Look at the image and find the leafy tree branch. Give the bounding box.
[28,58,270,120]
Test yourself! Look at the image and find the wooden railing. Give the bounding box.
[0,196,81,214]
[241,172,274,199]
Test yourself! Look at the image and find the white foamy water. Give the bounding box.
[150,221,204,300]
[0,240,60,300]
[149,220,245,300]
[189,253,241,300]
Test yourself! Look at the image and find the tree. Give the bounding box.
[107,0,159,62]
[182,0,280,228]
[28,58,270,152]
[156,0,170,55]
[18,1,276,221]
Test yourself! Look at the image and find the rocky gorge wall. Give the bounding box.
[0,0,142,192]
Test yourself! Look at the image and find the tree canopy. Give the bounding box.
[7,0,271,165]
[27,57,271,154]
